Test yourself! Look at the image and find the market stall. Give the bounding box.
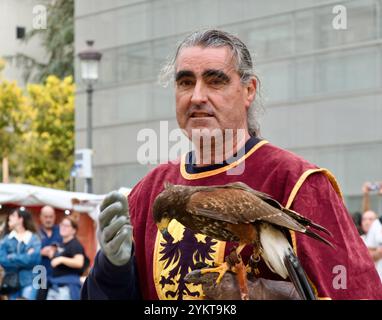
[0,183,131,266]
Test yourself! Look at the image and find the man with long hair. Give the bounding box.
[82,29,382,300]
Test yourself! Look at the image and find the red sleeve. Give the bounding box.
[291,172,382,299]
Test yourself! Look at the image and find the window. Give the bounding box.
[240,14,294,60]
[258,61,293,103]
[317,48,378,95]
[16,26,26,39]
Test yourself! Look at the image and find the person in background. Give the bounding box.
[0,214,10,300]
[362,181,382,213]
[36,205,62,300]
[351,211,362,236]
[0,208,41,300]
[365,218,382,282]
[362,181,382,281]
[361,210,378,242]
[46,215,85,300]
[0,213,10,240]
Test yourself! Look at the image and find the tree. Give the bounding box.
[0,60,31,183]
[15,0,74,82]
[16,75,75,189]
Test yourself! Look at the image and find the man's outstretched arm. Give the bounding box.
[81,191,141,300]
[81,250,141,300]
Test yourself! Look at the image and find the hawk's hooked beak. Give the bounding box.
[157,217,171,237]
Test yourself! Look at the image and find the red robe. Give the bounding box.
[128,140,382,299]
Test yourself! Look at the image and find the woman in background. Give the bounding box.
[47,215,86,300]
[0,208,41,300]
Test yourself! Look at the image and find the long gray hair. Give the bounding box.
[159,29,263,137]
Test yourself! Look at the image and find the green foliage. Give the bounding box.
[0,74,75,190]
[0,80,29,158]
[0,0,75,189]
[20,75,75,189]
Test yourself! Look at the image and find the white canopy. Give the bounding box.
[0,183,131,221]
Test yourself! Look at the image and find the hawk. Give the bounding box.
[153,182,333,300]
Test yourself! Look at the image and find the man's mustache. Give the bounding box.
[186,104,215,118]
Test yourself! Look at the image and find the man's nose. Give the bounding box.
[190,81,207,105]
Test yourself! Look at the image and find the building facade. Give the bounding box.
[0,0,45,86]
[75,0,382,213]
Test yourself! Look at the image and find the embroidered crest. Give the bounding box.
[153,220,224,300]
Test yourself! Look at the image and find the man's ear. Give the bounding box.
[244,78,257,109]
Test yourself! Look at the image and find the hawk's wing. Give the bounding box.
[222,182,332,236]
[186,187,306,233]
[186,186,333,247]
[224,182,284,209]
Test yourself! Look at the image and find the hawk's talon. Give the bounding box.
[233,260,249,300]
[200,262,230,284]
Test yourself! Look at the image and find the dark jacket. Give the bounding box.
[81,250,140,300]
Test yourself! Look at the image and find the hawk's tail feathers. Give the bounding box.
[283,208,333,237]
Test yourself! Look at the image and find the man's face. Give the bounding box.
[175,46,256,140]
[362,210,377,234]
[40,206,56,229]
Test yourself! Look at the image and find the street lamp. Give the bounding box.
[78,40,102,194]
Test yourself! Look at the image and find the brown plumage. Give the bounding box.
[153,181,332,246]
[153,181,333,300]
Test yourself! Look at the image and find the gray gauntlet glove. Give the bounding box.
[97,191,133,266]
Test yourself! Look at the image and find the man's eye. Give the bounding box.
[208,78,226,86]
[211,79,222,85]
[178,79,194,87]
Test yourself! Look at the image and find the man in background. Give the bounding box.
[36,205,62,300]
[362,182,382,282]
[361,210,378,242]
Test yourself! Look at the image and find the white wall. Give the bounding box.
[0,0,46,85]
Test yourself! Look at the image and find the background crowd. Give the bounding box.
[0,205,89,300]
